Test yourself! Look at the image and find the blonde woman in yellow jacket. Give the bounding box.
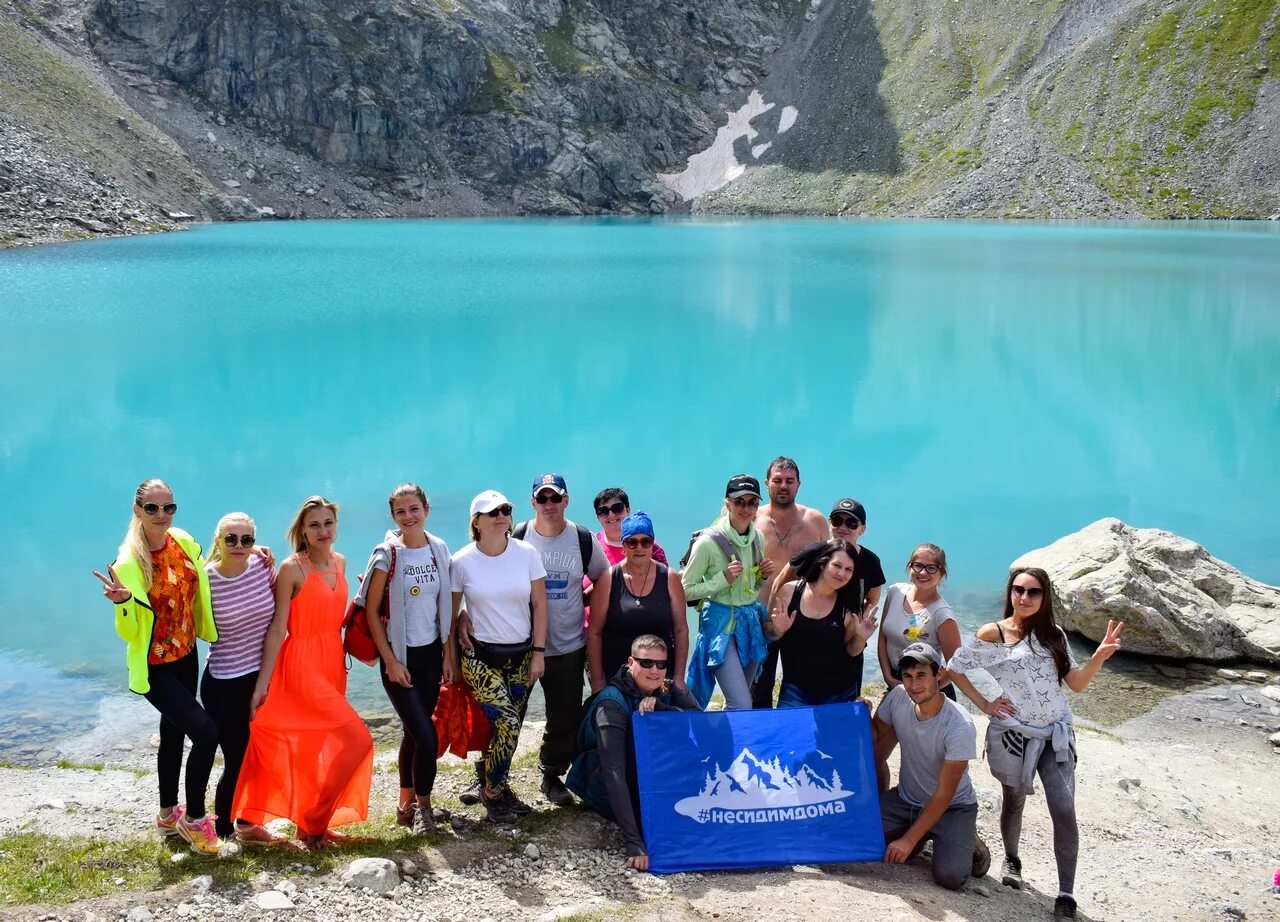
[93,478,224,856]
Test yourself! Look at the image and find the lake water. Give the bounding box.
[1,218,1278,762]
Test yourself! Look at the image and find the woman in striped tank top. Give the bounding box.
[200,512,281,846]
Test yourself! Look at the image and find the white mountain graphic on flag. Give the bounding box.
[674,747,853,820]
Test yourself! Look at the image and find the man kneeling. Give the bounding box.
[567,634,699,870]
[873,642,989,889]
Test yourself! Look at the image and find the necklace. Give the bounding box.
[623,558,654,598]
[769,510,799,547]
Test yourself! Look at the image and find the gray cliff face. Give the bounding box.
[86,0,791,213]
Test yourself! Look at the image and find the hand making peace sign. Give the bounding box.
[91,565,131,604]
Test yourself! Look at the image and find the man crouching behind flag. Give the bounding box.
[568,634,700,870]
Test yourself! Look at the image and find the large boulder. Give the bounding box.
[1013,518,1280,666]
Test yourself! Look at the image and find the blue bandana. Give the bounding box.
[620,511,655,541]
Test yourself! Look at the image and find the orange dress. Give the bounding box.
[232,553,373,837]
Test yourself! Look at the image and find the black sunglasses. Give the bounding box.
[483,504,514,518]
[623,536,653,549]
[534,493,565,505]
[1010,585,1044,599]
[595,501,627,517]
[831,514,861,529]
[731,496,761,509]
[633,657,667,670]
[223,533,256,548]
[909,561,939,575]
[139,502,178,516]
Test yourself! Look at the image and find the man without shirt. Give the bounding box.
[751,456,830,708]
[873,641,989,890]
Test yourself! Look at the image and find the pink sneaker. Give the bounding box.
[177,813,224,856]
[155,804,186,837]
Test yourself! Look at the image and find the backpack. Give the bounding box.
[513,521,594,571]
[678,525,765,608]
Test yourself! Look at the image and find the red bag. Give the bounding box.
[433,681,492,758]
[342,544,396,667]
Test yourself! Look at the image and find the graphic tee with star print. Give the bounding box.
[948,630,1078,726]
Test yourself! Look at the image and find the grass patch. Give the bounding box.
[464,49,525,113]
[539,12,586,74]
[55,760,104,772]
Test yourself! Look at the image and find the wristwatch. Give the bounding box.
[532,646,546,653]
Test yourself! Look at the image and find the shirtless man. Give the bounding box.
[751,456,830,709]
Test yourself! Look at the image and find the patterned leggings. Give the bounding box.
[461,647,532,795]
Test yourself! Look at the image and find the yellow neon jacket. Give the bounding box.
[109,527,216,694]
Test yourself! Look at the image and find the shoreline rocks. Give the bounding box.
[1014,518,1280,666]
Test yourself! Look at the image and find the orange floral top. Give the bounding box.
[146,536,198,664]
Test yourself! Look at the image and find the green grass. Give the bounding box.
[539,12,586,74]
[464,49,526,112]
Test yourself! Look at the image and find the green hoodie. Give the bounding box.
[109,527,216,694]
[680,518,764,607]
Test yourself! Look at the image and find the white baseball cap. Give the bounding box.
[470,489,512,517]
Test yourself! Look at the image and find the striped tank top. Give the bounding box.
[206,554,276,679]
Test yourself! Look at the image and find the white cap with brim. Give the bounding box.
[470,489,511,517]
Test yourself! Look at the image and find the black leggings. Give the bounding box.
[381,641,444,798]
[199,667,257,839]
[143,651,218,819]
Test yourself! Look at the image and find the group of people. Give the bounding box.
[94,458,1124,920]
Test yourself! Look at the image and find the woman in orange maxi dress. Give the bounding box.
[233,496,373,847]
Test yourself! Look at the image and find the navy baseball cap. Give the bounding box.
[532,473,568,496]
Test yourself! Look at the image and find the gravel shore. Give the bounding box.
[2,681,1278,922]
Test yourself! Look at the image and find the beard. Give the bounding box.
[769,492,795,509]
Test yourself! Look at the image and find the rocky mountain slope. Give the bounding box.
[1,0,1277,246]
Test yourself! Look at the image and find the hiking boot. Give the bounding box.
[176,813,224,856]
[395,803,415,828]
[155,804,185,837]
[501,788,533,816]
[1001,855,1024,890]
[1053,895,1078,920]
[410,805,438,836]
[539,772,574,807]
[971,836,991,878]
[480,789,519,825]
[459,761,484,806]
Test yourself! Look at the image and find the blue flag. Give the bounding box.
[633,702,885,873]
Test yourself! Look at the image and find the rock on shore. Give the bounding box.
[1014,518,1280,665]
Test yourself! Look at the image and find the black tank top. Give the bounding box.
[601,562,674,679]
[778,581,858,701]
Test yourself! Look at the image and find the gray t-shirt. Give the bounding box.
[519,521,607,656]
[877,684,977,808]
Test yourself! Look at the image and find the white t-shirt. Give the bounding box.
[451,538,547,645]
[881,582,958,669]
[374,544,440,646]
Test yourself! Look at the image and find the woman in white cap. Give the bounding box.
[681,474,776,710]
[448,490,548,825]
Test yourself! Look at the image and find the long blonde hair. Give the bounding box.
[119,478,171,591]
[207,512,255,568]
[287,496,338,552]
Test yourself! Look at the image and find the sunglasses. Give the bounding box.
[731,496,761,509]
[633,657,667,670]
[831,514,861,529]
[595,501,627,517]
[909,561,939,575]
[223,533,256,548]
[623,536,654,549]
[483,504,514,518]
[534,493,565,505]
[1010,585,1044,599]
[139,502,178,516]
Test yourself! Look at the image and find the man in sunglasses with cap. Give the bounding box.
[871,641,989,890]
[758,497,886,705]
[512,473,608,807]
[567,634,699,871]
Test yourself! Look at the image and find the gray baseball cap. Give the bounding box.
[899,642,942,667]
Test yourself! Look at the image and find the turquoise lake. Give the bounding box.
[1,218,1278,761]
